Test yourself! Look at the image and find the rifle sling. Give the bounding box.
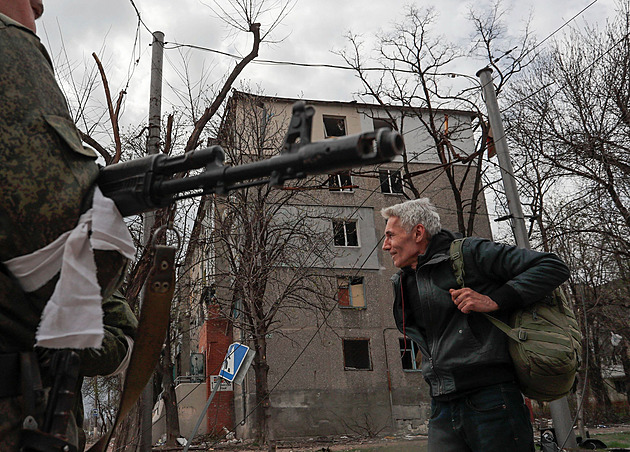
[87,245,176,452]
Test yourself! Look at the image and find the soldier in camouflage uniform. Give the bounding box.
[0,1,137,450]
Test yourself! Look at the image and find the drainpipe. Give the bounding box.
[382,328,399,430]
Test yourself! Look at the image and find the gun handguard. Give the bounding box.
[98,101,404,217]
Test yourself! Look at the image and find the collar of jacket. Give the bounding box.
[416,229,457,269]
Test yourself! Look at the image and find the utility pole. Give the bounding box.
[140,30,164,452]
[477,67,578,450]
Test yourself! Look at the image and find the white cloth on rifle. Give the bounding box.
[3,187,135,349]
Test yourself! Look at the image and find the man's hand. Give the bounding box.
[450,288,499,314]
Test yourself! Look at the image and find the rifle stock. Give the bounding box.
[98,101,404,217]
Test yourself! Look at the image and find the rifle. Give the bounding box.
[21,350,81,452]
[98,101,404,216]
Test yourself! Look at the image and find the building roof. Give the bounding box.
[231,89,477,118]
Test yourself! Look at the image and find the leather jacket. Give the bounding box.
[391,230,570,398]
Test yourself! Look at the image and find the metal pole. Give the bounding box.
[139,30,164,452]
[477,67,578,450]
[144,30,164,238]
[183,378,223,452]
[476,67,529,249]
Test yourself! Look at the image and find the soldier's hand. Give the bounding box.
[450,288,499,314]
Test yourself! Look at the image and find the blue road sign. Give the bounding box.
[219,343,250,382]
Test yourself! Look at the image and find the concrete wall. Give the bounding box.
[151,383,207,444]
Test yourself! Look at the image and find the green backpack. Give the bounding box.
[449,238,582,402]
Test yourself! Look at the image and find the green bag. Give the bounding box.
[449,238,582,402]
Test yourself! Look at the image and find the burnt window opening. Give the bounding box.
[373,117,394,131]
[333,220,358,247]
[379,169,403,194]
[343,339,372,370]
[323,115,347,137]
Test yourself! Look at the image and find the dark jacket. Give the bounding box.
[391,230,570,398]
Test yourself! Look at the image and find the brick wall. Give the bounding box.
[198,305,234,434]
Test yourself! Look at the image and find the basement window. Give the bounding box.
[323,115,347,137]
[399,338,422,371]
[343,339,372,370]
[337,276,366,308]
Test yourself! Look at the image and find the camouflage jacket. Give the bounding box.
[0,12,138,451]
[0,12,128,350]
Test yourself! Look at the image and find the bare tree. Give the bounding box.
[206,91,339,446]
[337,3,535,236]
[500,2,630,417]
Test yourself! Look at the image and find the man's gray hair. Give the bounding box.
[381,198,441,236]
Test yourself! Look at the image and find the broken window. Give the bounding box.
[399,338,422,371]
[328,171,353,192]
[332,220,358,247]
[343,339,372,370]
[373,117,394,131]
[379,169,403,194]
[337,276,366,308]
[323,115,347,137]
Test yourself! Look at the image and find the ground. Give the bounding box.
[176,424,630,452]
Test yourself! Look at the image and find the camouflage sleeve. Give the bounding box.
[79,291,138,377]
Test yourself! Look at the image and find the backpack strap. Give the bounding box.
[449,238,521,342]
[449,238,466,288]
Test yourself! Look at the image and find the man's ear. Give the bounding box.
[413,224,425,243]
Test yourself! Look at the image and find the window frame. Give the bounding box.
[328,170,354,192]
[399,338,422,372]
[337,276,366,309]
[323,115,347,138]
[379,169,403,194]
[332,219,359,247]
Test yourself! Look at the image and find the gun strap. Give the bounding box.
[87,244,176,452]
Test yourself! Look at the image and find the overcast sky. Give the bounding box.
[37,0,616,130]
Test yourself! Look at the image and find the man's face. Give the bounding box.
[382,216,423,269]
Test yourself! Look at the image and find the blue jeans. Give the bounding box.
[428,383,534,452]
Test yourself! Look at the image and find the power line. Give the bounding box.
[130,0,601,82]
[501,28,630,114]
[518,0,600,66]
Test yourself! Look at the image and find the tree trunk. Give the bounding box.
[618,342,630,409]
[587,328,614,422]
[113,401,142,452]
[253,333,271,446]
[161,327,181,445]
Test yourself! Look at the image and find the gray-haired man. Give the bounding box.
[382,198,569,452]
